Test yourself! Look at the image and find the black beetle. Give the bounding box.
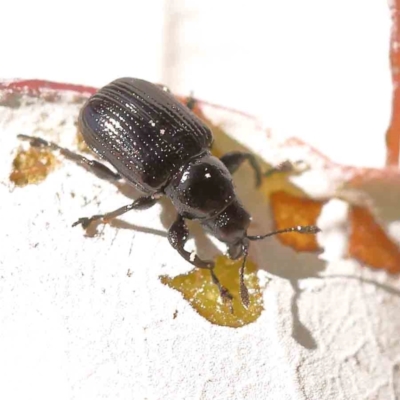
[19,77,320,307]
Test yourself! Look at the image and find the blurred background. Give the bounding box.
[0,0,392,167]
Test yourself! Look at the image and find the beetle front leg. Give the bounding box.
[220,151,262,187]
[168,215,233,304]
[263,160,299,178]
[18,134,121,182]
[72,195,158,229]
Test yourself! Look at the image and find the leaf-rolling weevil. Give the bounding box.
[19,77,320,307]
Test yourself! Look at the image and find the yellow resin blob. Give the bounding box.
[10,147,57,187]
[160,255,265,327]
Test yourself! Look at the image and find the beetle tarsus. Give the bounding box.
[72,217,100,229]
[263,160,307,178]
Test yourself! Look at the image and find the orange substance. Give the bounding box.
[386,1,400,166]
[270,191,324,252]
[10,147,57,186]
[349,206,400,273]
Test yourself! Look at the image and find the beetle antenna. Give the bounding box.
[247,225,321,241]
[239,225,320,307]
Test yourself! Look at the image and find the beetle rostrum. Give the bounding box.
[18,77,320,308]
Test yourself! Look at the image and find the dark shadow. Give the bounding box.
[290,280,317,350]
[289,273,400,350]
[114,181,143,200]
[110,220,167,238]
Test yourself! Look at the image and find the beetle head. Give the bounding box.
[166,154,253,256]
[165,154,238,221]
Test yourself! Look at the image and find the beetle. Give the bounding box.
[19,77,320,307]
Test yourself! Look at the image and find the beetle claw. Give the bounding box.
[72,217,92,229]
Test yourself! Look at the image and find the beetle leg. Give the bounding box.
[168,215,233,304]
[220,151,262,187]
[263,160,298,178]
[185,92,197,111]
[72,195,158,229]
[18,134,121,182]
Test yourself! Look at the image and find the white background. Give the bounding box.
[0,0,393,167]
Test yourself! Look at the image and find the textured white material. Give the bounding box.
[0,90,400,400]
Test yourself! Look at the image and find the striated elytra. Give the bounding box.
[19,77,320,308]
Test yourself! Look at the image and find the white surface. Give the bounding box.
[0,0,392,167]
[1,89,400,400]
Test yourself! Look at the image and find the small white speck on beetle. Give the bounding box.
[160,129,165,135]
[149,120,156,127]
